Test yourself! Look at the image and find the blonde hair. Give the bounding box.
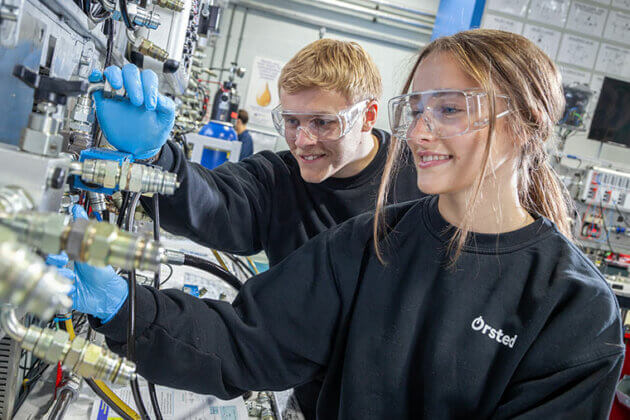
[374,29,574,263]
[278,38,383,102]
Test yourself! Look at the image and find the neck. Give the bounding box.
[438,163,533,234]
[236,125,246,135]
[333,132,379,178]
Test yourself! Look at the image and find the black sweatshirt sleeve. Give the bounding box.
[91,216,372,398]
[493,260,625,419]
[141,141,278,255]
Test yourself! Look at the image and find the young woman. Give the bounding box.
[80,29,623,418]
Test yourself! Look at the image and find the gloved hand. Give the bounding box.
[45,251,76,297]
[70,205,129,322]
[89,64,176,160]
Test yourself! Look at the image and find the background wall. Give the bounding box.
[201,0,439,151]
[481,0,630,169]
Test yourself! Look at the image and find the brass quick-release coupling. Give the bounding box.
[0,212,167,273]
[155,0,184,11]
[1,308,136,385]
[69,160,179,195]
[0,235,72,320]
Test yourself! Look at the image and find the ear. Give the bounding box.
[361,100,379,132]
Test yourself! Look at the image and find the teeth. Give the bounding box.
[303,155,321,161]
[420,155,450,162]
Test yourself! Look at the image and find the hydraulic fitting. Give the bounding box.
[111,5,160,29]
[0,212,167,273]
[0,238,73,320]
[155,0,184,11]
[70,160,179,195]
[88,192,107,213]
[138,39,169,62]
[0,186,33,214]
[0,308,136,385]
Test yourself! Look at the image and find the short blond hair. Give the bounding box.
[279,39,382,102]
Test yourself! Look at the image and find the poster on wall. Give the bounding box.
[612,0,630,11]
[591,0,610,4]
[486,0,529,17]
[604,10,630,43]
[527,0,571,28]
[557,35,599,69]
[595,44,630,78]
[566,2,608,38]
[244,56,285,129]
[523,24,562,59]
[559,66,592,85]
[482,13,524,33]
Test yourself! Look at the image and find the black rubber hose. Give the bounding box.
[119,0,136,30]
[85,378,135,420]
[148,193,164,420]
[183,254,242,291]
[116,192,130,228]
[124,193,150,420]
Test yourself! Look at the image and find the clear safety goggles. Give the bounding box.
[271,100,369,142]
[388,89,510,140]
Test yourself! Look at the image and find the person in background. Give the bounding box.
[83,39,423,419]
[71,29,624,419]
[235,109,253,160]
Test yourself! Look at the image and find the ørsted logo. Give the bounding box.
[471,316,517,348]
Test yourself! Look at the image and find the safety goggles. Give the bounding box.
[271,100,369,142]
[388,89,510,140]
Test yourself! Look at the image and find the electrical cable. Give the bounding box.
[159,264,173,287]
[614,203,630,229]
[221,252,254,277]
[246,257,259,275]
[117,191,130,228]
[211,249,229,272]
[599,200,615,254]
[183,254,243,291]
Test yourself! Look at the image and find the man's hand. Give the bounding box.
[89,64,176,160]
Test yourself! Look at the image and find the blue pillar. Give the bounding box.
[431,0,487,40]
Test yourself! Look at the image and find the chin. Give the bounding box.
[299,168,328,184]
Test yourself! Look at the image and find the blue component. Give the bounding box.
[199,120,238,141]
[71,148,135,194]
[431,0,487,40]
[182,284,200,297]
[198,120,238,169]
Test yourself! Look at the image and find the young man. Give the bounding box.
[235,109,253,160]
[85,39,423,419]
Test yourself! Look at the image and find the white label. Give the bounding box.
[557,35,600,69]
[486,0,529,17]
[595,44,630,78]
[523,24,562,59]
[566,2,608,37]
[528,0,571,27]
[482,13,524,33]
[604,10,630,44]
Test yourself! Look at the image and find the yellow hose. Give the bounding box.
[211,250,229,271]
[64,318,140,419]
[246,257,259,274]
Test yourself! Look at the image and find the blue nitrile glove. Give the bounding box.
[89,64,176,160]
[45,251,76,297]
[71,205,128,322]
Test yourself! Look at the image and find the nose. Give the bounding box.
[294,127,318,148]
[406,113,436,145]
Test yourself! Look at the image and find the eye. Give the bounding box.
[313,118,331,127]
[439,105,463,116]
[284,117,299,127]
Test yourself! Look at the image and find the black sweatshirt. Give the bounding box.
[141,128,421,266]
[94,196,624,419]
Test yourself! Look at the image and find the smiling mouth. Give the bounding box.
[299,153,326,162]
[419,154,451,162]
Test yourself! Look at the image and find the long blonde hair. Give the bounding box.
[374,29,573,263]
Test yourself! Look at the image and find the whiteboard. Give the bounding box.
[482,13,524,33]
[523,24,562,59]
[559,66,592,85]
[528,0,571,27]
[557,35,600,69]
[566,2,608,38]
